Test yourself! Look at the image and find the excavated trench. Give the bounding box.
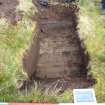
[22,1,95,91]
[0,0,95,92]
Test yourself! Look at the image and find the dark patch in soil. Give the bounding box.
[0,2,2,5]
[21,1,96,91]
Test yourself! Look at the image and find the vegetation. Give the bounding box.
[0,0,34,101]
[0,0,105,103]
[79,0,105,102]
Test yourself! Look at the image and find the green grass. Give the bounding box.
[79,0,105,102]
[0,0,39,102]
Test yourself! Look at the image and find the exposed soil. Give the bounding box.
[0,0,23,25]
[0,0,95,91]
[22,1,95,91]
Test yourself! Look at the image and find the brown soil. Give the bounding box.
[0,0,23,25]
[0,0,95,91]
[22,1,95,91]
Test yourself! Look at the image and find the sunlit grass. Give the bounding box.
[79,0,105,102]
[0,0,36,101]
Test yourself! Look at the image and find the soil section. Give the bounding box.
[0,0,96,93]
[22,1,95,90]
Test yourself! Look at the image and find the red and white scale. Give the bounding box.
[0,89,104,105]
[0,103,105,105]
[0,103,73,105]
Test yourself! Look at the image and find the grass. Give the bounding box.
[0,0,38,102]
[78,0,105,102]
[0,0,105,103]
